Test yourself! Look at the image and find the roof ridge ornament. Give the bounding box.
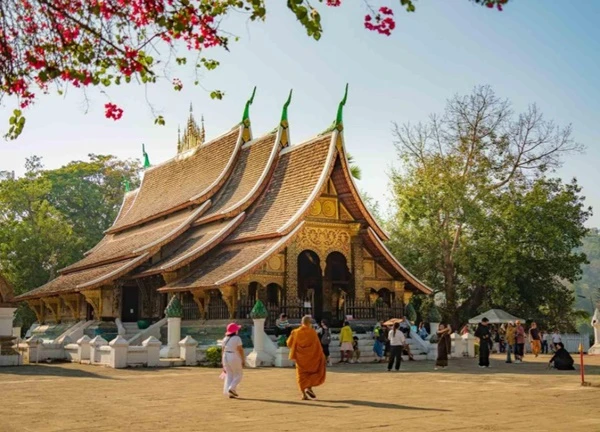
[241,86,257,127]
[142,144,151,169]
[335,83,349,129]
[319,83,349,135]
[278,89,293,148]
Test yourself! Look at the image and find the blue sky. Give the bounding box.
[1,0,599,226]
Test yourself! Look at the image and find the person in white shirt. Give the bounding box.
[221,323,245,399]
[387,322,406,371]
[551,330,562,353]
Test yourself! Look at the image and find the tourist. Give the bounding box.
[460,324,470,336]
[316,320,332,366]
[221,323,245,399]
[287,315,327,400]
[541,330,550,354]
[474,317,491,368]
[505,321,516,363]
[529,322,542,358]
[549,342,575,370]
[275,313,292,338]
[352,336,361,363]
[515,320,526,363]
[417,322,429,340]
[551,329,562,352]
[435,323,452,370]
[338,320,354,364]
[372,322,385,362]
[387,322,406,371]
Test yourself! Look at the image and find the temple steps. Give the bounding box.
[122,322,142,341]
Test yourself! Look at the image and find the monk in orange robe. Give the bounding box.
[287,315,327,400]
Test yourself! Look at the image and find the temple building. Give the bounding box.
[14,88,431,330]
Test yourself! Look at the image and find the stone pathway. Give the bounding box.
[1,354,599,432]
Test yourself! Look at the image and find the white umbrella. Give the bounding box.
[468,309,525,324]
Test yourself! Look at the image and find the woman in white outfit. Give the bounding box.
[222,323,245,399]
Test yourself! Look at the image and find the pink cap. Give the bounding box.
[226,323,241,334]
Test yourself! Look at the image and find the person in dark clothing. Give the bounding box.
[474,317,491,368]
[549,343,575,370]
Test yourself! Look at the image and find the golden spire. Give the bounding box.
[177,104,205,154]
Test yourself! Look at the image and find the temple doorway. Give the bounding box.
[324,252,352,323]
[122,286,139,322]
[297,250,323,320]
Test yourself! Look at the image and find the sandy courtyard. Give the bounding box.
[1,354,599,432]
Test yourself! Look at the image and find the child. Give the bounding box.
[352,336,361,363]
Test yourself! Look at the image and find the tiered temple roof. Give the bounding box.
[15,88,431,302]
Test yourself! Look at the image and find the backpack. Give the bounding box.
[320,328,331,345]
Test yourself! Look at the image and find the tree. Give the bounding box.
[387,85,588,328]
[0,0,509,139]
[0,154,140,328]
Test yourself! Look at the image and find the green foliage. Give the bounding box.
[0,155,141,328]
[387,86,588,330]
[428,305,442,323]
[404,302,417,322]
[205,346,222,367]
[570,229,600,314]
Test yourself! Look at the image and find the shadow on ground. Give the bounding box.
[324,357,600,376]
[0,364,113,379]
[239,398,447,411]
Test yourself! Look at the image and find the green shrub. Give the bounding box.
[405,302,417,322]
[428,305,442,323]
[205,346,222,367]
[277,335,287,347]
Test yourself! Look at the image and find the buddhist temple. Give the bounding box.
[14,87,431,333]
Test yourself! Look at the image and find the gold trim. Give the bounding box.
[82,289,102,319]
[60,294,81,321]
[42,297,61,323]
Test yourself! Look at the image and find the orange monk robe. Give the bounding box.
[287,325,327,392]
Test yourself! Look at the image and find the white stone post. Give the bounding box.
[143,336,161,367]
[179,335,198,366]
[451,333,466,358]
[109,335,129,369]
[25,336,43,364]
[160,317,181,358]
[464,333,476,358]
[0,307,16,336]
[160,295,182,358]
[430,322,440,338]
[89,336,108,365]
[77,335,91,363]
[589,308,600,355]
[247,318,272,368]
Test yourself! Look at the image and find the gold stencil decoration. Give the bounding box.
[376,264,392,280]
[363,260,375,277]
[310,200,322,216]
[321,200,337,218]
[295,224,351,263]
[267,254,283,271]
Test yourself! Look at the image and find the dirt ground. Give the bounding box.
[1,354,600,432]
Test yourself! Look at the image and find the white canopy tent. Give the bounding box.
[468,309,525,324]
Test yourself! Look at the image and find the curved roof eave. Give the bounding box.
[335,131,390,241]
[364,227,432,295]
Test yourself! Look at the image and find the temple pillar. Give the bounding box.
[284,242,299,302]
[191,289,206,320]
[350,227,364,301]
[393,281,406,304]
[237,282,249,300]
[219,285,238,319]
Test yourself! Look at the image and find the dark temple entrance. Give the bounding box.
[121,286,139,322]
[298,250,324,321]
